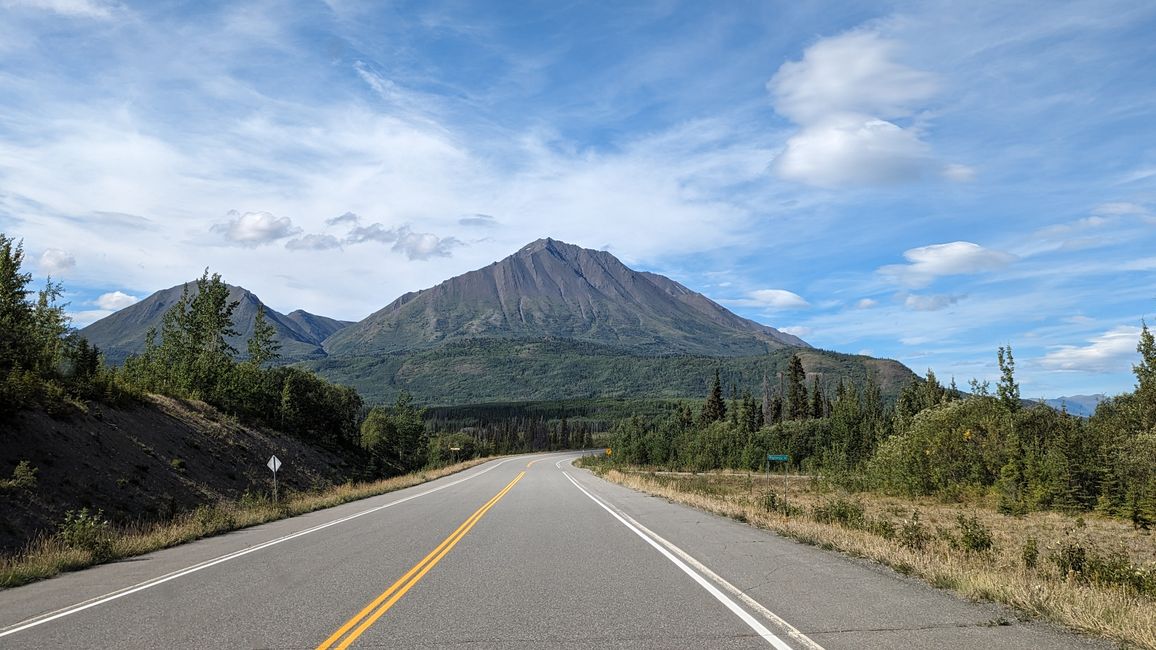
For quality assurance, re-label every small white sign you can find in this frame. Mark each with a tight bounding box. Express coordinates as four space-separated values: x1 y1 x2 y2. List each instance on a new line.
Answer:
267 455 282 472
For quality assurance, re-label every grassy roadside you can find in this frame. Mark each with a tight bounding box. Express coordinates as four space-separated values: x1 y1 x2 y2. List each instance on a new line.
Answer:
0 457 496 589
581 461 1156 649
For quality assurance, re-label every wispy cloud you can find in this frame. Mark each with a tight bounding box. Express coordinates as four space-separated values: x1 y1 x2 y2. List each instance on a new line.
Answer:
904 293 964 312
460 214 497 227
3 0 121 19
286 234 342 251
1040 326 1141 373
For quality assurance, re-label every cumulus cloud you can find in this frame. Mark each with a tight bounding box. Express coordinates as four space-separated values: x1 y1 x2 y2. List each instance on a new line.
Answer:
392 227 460 260
727 289 810 310
880 241 1016 288
38 248 75 275
212 210 300 247
904 293 963 312
1040 326 1141 373
95 290 138 310
768 30 963 187
326 212 361 227
342 221 460 259
286 234 342 251
769 31 937 123
345 222 397 244
3 0 120 18
775 116 931 187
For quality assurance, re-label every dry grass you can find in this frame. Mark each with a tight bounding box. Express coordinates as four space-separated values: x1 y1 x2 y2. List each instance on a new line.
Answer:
596 466 1156 649
0 457 495 589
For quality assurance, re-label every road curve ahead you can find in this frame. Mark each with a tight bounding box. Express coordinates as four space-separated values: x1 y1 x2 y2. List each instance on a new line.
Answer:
0 453 1108 649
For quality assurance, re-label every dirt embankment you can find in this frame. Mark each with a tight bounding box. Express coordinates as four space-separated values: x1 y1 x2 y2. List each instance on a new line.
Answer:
0 395 361 552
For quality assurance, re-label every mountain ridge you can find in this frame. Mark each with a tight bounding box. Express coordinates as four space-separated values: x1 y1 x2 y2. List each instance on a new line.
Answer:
80 283 352 364
322 238 806 357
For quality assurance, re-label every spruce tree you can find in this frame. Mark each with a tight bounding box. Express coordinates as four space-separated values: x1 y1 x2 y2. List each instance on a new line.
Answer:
701 369 726 423
810 375 824 419
786 354 808 420
247 305 281 366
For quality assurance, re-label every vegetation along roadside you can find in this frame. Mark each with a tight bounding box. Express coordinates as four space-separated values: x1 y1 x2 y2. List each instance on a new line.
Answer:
0 456 494 589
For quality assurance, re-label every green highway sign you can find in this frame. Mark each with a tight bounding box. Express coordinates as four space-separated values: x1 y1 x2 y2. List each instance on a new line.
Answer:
767 454 789 462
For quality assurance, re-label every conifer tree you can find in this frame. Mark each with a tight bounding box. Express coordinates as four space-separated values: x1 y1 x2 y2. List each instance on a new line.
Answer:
810 375 824 419
247 305 281 366
786 354 808 420
700 369 726 423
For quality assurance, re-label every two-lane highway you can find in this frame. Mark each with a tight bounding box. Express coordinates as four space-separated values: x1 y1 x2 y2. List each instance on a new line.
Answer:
0 453 1108 648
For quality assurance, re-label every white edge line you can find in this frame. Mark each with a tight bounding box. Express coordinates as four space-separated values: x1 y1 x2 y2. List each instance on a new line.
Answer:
564 471 824 650
0 456 521 639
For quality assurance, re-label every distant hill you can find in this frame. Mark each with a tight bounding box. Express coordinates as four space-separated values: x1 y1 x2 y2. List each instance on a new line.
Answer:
323 238 806 357
1041 394 1107 418
80 283 352 364
300 337 917 406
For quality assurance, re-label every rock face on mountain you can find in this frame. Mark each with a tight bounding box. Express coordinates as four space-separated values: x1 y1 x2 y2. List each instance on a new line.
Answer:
323 238 807 357
80 284 352 364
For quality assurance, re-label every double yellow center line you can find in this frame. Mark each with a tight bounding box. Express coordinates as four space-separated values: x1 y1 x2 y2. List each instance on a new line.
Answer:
317 471 526 650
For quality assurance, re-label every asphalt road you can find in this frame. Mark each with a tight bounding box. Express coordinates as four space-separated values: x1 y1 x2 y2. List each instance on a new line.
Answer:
0 453 1111 649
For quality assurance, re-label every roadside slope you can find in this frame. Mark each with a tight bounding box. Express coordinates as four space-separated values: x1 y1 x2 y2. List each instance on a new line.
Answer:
0 396 359 553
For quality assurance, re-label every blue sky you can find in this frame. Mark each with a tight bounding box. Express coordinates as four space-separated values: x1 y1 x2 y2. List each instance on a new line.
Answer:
1 0 1154 399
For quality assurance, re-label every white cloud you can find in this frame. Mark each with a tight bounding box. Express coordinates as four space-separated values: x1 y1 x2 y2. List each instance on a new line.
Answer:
212 211 301 247
392 227 460 260
904 293 963 312
880 241 1016 288
727 289 810 310
1040 326 1141 373
767 29 952 187
769 31 937 124
780 325 813 338
69 309 112 327
774 115 931 187
95 290 137 310
856 298 878 309
2 0 120 18
343 222 460 260
286 234 342 251
38 248 75 275
345 222 397 244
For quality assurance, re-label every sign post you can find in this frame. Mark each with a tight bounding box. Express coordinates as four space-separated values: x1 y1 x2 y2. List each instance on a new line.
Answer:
767 454 790 497
449 446 461 464
267 455 282 503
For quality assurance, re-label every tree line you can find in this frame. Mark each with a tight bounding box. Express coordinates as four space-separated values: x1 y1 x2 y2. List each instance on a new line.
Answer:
610 340 1156 527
